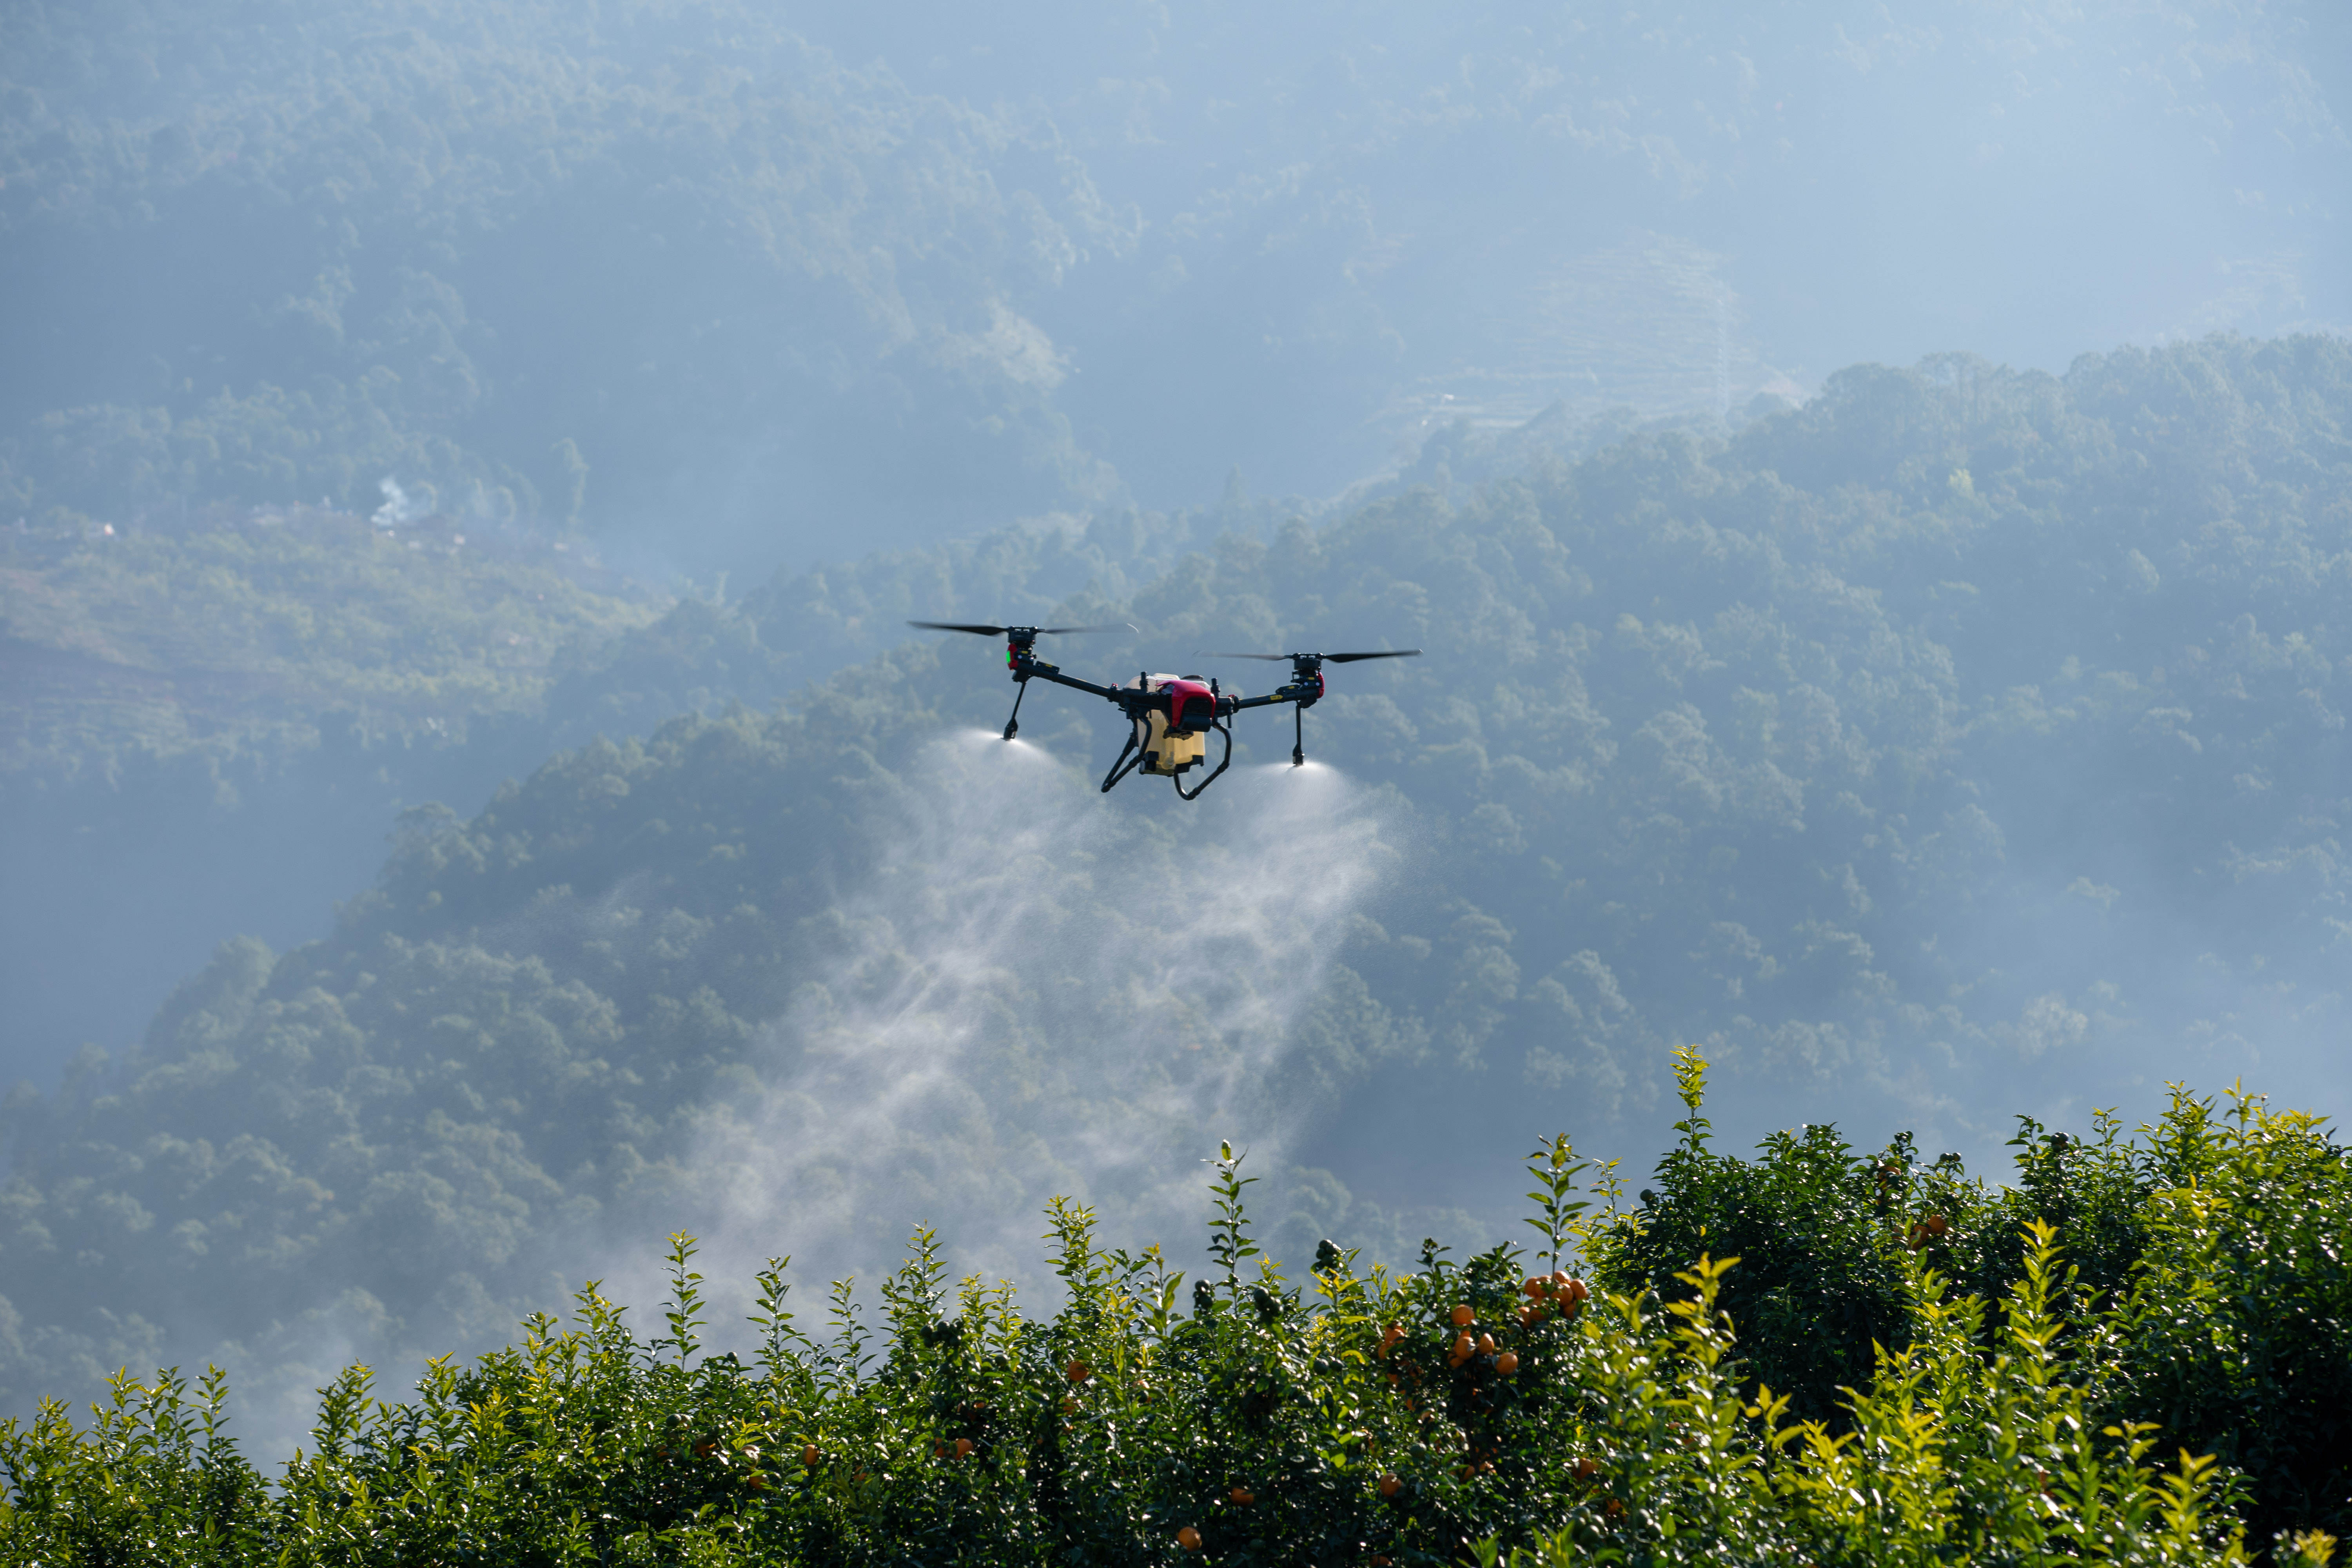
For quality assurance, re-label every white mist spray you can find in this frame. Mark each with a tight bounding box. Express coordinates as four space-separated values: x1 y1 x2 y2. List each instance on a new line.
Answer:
607 731 1397 1326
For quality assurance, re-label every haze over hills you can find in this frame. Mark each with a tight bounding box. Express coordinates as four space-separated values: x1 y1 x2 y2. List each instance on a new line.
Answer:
3 336 2347 1454
3 0 2342 576
0 493 1267 1067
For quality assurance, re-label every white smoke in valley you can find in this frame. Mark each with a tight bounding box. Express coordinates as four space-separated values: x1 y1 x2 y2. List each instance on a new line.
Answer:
597 733 1397 1331
371 475 428 527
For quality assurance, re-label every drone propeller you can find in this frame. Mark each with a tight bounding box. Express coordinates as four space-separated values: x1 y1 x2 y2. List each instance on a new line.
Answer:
1197 648 1423 663
1197 648 1420 766
914 620 1135 743
910 620 1136 637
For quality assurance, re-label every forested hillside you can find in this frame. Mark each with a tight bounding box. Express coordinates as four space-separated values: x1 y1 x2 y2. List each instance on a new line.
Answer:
1 505 661 777
5 0 2335 570
2 334 2347 1450
1 494 1256 1072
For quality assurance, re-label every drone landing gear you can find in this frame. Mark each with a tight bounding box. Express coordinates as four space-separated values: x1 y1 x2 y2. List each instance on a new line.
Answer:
1292 704 1307 767
1172 721 1233 800
1098 728 1143 793
1001 677 1029 741
1099 722 1234 798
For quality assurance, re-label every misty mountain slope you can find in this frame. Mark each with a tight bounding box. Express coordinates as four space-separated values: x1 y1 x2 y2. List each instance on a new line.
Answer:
550 503 1251 742
4 0 2339 572
1 0 1131 555
0 504 668 1071
0 506 662 781
2 497 1246 1081
2 334 2348 1441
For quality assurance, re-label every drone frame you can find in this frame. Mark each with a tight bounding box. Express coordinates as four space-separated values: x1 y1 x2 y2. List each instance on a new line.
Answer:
990 628 1250 796
912 621 1417 799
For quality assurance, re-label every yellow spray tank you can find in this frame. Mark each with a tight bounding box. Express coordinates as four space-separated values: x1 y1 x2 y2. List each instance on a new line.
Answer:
1122 673 1218 774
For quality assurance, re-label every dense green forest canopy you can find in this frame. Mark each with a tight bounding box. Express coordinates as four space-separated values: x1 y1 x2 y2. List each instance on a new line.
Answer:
2 333 2347 1457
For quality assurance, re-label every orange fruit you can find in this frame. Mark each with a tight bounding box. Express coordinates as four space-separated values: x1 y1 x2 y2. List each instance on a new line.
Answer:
1230 1485 1254 1504
1476 1332 1497 1356
1178 1525 1203 1552
1495 1351 1519 1375
1448 1332 1474 1366
954 1437 974 1459
1565 1277 1589 1303
1450 1304 1475 1327
1522 1276 1547 1299
1067 1358 1092 1383
1378 1472 1402 1497
1925 1213 1949 1237
802 1444 820 1468
1575 1457 1597 1479
695 1441 716 1458
1604 1497 1624 1518
746 1472 768 1492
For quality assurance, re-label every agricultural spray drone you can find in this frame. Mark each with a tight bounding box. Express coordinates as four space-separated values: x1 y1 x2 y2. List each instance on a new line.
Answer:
909 621 1421 800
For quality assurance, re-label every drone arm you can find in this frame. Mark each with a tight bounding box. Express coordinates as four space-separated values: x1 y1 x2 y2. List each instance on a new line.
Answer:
1224 686 1316 713
1014 657 1124 702
1217 683 1319 765
1098 727 1144 793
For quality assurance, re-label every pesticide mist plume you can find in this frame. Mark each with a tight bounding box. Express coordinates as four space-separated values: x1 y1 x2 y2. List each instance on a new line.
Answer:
608 730 1396 1327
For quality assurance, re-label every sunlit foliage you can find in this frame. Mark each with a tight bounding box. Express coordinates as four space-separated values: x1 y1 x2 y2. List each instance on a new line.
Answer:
13 1095 2338 1563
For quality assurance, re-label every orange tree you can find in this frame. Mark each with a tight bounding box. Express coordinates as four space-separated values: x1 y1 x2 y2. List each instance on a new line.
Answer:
1589 1054 2352 1553
1 1124 2266 1565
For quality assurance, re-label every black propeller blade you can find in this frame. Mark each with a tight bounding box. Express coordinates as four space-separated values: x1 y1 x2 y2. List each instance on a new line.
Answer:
910 621 1136 636
1196 648 1423 662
